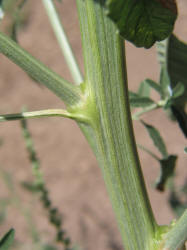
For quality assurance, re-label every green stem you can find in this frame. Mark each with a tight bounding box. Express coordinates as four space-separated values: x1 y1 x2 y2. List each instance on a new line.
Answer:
132 103 159 120
0 109 69 121
163 210 187 250
0 32 81 106
132 99 166 120
76 1 158 249
42 0 83 84
0 109 89 123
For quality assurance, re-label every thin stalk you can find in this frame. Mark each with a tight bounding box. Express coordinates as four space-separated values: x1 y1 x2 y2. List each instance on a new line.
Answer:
0 109 89 123
132 99 166 120
132 103 159 120
76 1 158 249
42 0 83 84
0 32 81 106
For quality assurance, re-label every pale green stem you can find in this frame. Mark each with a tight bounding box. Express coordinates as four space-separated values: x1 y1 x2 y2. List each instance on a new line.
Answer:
132 102 162 120
42 0 83 84
163 209 187 250
132 98 167 120
76 1 158 249
0 109 88 122
0 32 82 106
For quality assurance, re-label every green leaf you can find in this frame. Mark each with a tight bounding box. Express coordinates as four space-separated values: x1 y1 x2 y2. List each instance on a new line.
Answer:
141 121 168 158
167 35 187 91
138 80 150 97
172 82 185 99
137 144 160 161
169 190 187 217
106 0 177 48
41 245 57 250
21 181 41 193
0 229 15 250
128 91 139 99
143 79 162 95
171 106 187 138
129 97 155 107
184 147 187 154
157 34 187 137
163 97 173 109
163 82 185 109
156 155 177 191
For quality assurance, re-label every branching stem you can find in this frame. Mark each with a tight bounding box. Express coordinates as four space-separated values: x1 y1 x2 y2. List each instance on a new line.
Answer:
76 1 158 249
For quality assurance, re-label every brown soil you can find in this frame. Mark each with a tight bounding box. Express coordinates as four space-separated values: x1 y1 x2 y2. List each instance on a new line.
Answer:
0 1 186 250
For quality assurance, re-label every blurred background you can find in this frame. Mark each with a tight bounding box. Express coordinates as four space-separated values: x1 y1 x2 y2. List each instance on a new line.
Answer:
0 0 186 249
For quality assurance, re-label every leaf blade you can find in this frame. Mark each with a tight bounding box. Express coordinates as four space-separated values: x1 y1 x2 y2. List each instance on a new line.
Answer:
0 229 15 250
106 0 177 48
138 80 151 98
129 97 155 108
144 79 162 95
172 82 185 99
155 155 177 191
157 34 187 137
141 121 168 158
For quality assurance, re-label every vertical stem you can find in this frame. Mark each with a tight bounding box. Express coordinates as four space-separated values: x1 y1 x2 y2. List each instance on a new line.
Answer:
76 1 158 249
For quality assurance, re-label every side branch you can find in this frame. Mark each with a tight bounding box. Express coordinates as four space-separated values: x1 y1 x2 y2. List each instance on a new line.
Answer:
0 109 90 123
0 32 82 106
0 109 70 121
42 0 83 84
163 209 187 250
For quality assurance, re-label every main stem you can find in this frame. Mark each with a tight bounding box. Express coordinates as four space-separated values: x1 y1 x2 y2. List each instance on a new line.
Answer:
76 1 158 249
